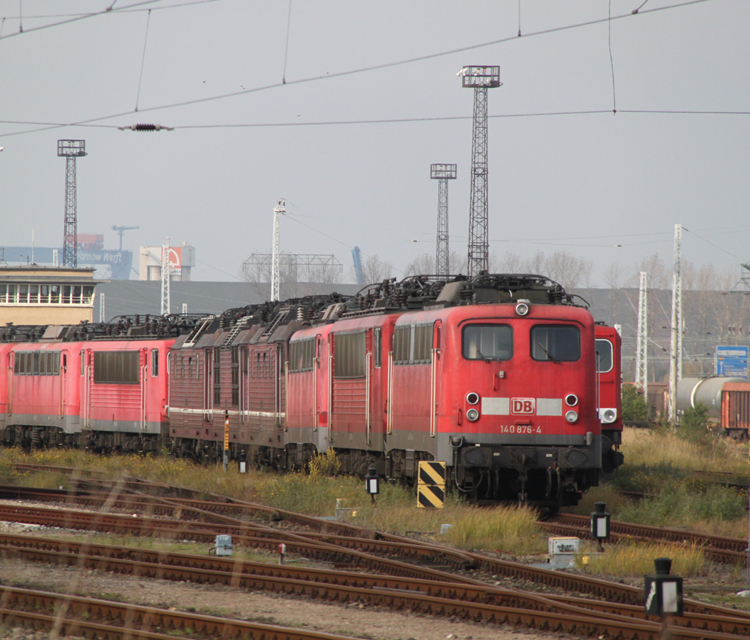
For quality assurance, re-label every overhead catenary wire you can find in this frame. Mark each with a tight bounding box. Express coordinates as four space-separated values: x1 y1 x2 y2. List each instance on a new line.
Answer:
684 228 742 261
6 107 750 140
281 0 293 85
0 0 717 141
0 0 225 40
134 9 152 112
608 0 617 112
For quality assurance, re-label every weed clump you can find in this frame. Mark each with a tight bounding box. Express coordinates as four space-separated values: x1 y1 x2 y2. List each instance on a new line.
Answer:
308 449 341 477
578 541 707 577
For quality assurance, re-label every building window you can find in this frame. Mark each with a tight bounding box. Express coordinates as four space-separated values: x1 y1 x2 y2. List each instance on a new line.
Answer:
93 351 140 384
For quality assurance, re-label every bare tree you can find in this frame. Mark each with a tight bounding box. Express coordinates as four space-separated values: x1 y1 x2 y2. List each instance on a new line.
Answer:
405 253 435 276
544 251 592 289
497 251 523 273
449 251 469 275
604 262 623 289
628 253 670 289
523 250 547 275
362 254 394 283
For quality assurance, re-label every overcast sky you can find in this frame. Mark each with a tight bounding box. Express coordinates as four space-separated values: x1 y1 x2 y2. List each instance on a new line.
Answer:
0 0 747 286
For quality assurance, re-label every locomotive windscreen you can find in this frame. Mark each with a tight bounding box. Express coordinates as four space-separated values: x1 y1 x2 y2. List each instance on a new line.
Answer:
595 339 613 373
531 325 580 362
462 324 513 361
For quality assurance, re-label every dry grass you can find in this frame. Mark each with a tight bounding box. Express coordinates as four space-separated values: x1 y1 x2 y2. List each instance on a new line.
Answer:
622 427 749 475
578 540 708 577
0 448 546 555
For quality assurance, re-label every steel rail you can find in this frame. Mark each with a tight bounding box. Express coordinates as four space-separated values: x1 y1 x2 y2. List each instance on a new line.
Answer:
4 532 750 637
0 484 479 569
547 513 748 553
539 520 747 566
0 587 361 640
0 504 484 584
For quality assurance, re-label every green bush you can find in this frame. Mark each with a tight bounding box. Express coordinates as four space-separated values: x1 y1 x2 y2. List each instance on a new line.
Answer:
617 481 746 526
622 385 649 422
677 403 711 443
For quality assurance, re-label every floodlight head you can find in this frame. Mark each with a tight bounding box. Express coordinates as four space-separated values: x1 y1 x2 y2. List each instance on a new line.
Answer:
430 164 457 180
460 66 501 89
57 140 87 157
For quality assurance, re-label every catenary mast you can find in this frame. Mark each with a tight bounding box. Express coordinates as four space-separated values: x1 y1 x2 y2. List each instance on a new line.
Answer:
635 271 648 397
271 199 285 302
668 224 683 424
460 66 501 276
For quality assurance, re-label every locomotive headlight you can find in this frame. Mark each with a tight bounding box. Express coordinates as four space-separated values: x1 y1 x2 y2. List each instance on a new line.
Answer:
515 299 530 316
565 410 578 423
466 408 480 422
600 408 617 424
466 392 480 405
565 394 578 407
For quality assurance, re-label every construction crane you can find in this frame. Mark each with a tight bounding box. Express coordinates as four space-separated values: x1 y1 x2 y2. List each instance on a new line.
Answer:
352 246 366 286
112 226 139 251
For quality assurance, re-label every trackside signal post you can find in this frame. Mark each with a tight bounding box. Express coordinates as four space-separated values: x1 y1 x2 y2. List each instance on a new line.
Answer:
645 557 683 636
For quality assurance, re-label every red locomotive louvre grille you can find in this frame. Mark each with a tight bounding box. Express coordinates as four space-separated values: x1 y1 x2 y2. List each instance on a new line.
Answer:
511 398 535 414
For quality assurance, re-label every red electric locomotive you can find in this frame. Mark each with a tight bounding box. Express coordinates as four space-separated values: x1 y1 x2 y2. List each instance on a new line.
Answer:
594 323 623 474
0 317 188 452
0 274 620 508
169 274 615 507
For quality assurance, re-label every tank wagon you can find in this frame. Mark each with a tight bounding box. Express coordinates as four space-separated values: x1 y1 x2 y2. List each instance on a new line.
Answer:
0 273 621 508
677 376 750 439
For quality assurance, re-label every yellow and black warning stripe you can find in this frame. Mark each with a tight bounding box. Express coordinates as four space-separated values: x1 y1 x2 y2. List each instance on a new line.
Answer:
417 461 446 509
418 484 445 508
418 461 446 487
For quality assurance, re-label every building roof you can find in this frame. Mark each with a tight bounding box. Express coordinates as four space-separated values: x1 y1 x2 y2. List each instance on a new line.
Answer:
94 280 362 320
0 266 97 284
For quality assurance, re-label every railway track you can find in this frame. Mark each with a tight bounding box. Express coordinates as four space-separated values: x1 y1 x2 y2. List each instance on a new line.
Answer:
0 585 362 640
3 532 750 640
4 463 750 639
542 513 749 566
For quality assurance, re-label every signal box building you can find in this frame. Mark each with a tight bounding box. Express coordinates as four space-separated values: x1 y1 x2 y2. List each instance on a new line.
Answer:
0 266 97 325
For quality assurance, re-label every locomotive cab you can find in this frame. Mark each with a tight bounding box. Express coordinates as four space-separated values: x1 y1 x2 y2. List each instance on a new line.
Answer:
442 302 601 508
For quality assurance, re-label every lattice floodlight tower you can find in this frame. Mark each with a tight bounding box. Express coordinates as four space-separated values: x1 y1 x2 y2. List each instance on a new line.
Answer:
460 66 501 276
57 140 87 268
430 164 457 276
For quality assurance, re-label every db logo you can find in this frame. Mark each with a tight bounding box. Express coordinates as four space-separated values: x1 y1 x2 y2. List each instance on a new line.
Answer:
511 398 535 414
